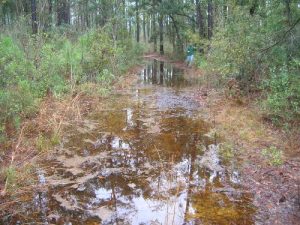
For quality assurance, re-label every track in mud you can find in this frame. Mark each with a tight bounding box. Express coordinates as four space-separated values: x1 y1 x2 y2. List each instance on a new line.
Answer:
4 60 256 225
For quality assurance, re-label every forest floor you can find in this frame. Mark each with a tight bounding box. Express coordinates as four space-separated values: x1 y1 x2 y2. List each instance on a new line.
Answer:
0 53 299 224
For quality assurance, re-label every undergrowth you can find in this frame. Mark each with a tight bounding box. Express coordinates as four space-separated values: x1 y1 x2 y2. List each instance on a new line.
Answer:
199 5 300 126
0 27 144 145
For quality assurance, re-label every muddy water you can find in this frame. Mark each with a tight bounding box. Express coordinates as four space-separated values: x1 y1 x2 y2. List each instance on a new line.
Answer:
6 60 255 225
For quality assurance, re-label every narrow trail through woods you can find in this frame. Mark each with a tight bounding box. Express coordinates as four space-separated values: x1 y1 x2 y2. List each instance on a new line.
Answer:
1 56 300 225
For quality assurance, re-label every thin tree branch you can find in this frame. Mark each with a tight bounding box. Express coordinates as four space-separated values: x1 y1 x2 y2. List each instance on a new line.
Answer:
260 17 300 53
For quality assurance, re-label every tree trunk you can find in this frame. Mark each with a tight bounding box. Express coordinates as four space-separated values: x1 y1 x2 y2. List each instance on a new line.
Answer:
285 0 292 63
153 12 157 52
196 0 204 38
45 0 53 30
223 4 228 25
57 1 63 26
66 0 70 24
85 0 89 28
169 15 183 54
49 0 53 22
57 0 70 26
136 0 140 43
129 19 132 36
285 0 292 26
31 0 38 34
143 13 147 42
207 0 213 39
191 0 195 32
23 0 30 15
147 15 151 42
159 13 164 55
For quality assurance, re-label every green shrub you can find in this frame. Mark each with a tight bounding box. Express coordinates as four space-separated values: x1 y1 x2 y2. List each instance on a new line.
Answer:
0 37 34 87
207 4 299 124
263 68 300 122
0 80 37 128
208 8 267 88
96 69 115 85
0 28 143 144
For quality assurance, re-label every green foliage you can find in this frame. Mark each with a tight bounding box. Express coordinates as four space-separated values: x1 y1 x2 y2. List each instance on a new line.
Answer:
0 166 17 191
209 7 266 85
36 134 51 152
0 81 37 126
261 146 283 166
207 2 300 123
263 68 300 122
0 27 143 143
195 53 207 69
80 30 115 80
0 37 34 87
36 133 61 152
0 163 36 193
97 69 115 84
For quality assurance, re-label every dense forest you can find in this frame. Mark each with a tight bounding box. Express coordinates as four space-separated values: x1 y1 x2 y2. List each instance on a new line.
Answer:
0 0 300 224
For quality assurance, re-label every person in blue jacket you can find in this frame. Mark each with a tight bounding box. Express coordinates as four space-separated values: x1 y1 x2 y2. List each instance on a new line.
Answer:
186 44 195 67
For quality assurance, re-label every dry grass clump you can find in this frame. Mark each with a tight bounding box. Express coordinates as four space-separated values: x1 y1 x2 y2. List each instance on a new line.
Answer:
0 92 96 196
207 93 299 162
215 103 281 151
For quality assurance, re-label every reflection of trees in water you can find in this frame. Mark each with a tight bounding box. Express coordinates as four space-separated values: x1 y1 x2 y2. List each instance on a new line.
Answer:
152 59 157 84
60 105 213 224
94 110 211 224
141 60 187 87
160 61 164 84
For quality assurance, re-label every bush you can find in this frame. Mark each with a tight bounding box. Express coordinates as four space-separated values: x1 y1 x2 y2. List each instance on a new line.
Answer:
207 4 300 124
208 8 267 89
0 37 34 87
0 28 143 143
0 80 37 128
263 68 300 122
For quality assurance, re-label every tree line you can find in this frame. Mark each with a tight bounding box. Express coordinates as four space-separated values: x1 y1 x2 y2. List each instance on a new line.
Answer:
0 0 220 54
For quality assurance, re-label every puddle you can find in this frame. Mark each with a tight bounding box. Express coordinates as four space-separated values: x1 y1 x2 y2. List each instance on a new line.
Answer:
3 60 256 225
140 60 190 88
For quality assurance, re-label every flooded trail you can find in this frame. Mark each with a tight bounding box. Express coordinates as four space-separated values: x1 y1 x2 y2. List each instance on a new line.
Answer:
5 60 255 225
